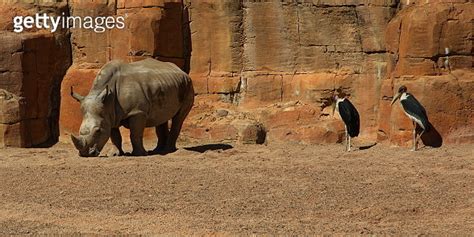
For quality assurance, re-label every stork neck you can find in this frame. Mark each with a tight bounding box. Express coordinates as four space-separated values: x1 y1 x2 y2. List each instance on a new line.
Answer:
336 97 345 103
335 97 345 109
400 92 409 100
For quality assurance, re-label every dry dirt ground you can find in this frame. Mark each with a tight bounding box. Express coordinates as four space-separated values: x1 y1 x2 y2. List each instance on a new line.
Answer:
0 141 472 235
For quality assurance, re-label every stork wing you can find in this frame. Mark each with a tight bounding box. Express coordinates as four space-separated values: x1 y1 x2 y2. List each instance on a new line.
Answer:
338 99 360 137
400 94 430 131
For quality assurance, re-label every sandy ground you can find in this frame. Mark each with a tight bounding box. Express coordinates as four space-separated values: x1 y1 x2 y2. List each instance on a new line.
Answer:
0 142 472 235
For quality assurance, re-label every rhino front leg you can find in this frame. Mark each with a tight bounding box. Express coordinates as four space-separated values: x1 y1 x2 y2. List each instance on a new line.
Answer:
152 122 168 155
110 127 124 156
129 114 148 156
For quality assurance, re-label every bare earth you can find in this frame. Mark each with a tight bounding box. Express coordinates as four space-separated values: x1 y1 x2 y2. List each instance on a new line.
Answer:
0 142 472 235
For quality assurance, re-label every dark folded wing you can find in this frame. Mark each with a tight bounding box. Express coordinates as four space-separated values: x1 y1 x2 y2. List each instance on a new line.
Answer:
338 99 360 137
401 94 430 131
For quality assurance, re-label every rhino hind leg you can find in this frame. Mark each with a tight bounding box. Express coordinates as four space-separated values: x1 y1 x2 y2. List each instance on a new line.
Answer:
167 101 193 153
150 122 169 155
128 114 148 156
111 128 125 156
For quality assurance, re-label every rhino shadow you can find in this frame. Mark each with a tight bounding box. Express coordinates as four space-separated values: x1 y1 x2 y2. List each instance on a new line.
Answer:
418 122 443 148
184 144 233 153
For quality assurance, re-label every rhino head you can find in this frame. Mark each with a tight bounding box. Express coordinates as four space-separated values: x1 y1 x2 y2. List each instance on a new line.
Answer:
70 86 113 157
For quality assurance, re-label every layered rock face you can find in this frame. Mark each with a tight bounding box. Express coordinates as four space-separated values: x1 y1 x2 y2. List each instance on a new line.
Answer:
0 0 472 148
0 2 71 148
379 2 473 145
185 0 473 146
185 0 396 144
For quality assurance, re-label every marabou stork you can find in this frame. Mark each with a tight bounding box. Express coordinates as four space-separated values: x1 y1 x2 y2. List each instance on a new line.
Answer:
332 92 360 152
391 85 430 151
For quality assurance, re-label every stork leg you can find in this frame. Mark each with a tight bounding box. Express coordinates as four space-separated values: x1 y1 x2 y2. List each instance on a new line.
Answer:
415 129 425 150
412 121 416 151
348 134 352 152
345 126 349 152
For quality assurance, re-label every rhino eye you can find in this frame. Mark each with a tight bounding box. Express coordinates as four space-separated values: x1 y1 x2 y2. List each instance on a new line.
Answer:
92 127 102 137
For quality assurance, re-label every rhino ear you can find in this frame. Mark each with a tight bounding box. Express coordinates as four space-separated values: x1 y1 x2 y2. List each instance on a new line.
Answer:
97 85 110 103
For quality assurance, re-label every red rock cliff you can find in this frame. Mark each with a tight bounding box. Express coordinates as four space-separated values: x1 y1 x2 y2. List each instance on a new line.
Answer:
0 0 472 148
0 1 71 147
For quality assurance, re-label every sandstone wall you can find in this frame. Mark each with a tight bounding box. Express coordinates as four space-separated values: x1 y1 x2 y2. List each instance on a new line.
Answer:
0 0 472 148
0 1 71 148
185 0 396 144
379 2 473 145
184 0 473 146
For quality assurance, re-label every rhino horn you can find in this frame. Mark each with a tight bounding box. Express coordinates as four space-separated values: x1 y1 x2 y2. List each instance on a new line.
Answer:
71 134 85 150
70 86 84 102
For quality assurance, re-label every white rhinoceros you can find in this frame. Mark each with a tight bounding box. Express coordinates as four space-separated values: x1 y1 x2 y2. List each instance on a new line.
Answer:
70 58 194 157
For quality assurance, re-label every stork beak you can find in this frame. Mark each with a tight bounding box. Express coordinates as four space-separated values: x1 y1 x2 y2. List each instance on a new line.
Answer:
331 101 336 117
70 86 84 103
391 92 401 106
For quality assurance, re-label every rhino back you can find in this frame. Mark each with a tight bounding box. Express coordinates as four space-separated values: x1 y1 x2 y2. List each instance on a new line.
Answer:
114 59 192 126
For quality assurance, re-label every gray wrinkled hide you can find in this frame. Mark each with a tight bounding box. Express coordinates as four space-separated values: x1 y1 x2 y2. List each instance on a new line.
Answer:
71 58 194 157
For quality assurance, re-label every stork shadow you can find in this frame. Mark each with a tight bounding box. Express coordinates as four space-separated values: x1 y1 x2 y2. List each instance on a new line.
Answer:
358 142 377 150
184 144 233 153
418 122 443 148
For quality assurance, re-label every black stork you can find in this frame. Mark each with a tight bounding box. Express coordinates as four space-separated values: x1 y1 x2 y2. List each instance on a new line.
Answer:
332 92 360 152
391 85 430 151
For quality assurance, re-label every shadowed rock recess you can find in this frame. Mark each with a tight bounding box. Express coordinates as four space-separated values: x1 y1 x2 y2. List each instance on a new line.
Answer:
0 0 472 148
0 1 71 148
